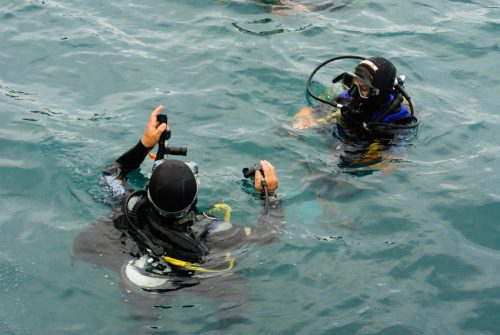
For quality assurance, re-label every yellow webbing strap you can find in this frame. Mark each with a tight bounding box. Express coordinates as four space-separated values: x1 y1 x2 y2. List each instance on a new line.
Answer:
317 108 341 125
208 203 232 222
163 254 235 273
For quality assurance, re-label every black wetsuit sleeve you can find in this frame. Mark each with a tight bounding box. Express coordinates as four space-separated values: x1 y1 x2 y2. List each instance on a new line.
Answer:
101 140 149 199
249 196 285 245
113 140 150 177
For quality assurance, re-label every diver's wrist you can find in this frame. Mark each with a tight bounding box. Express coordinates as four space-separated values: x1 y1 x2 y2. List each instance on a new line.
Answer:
140 137 154 150
136 139 151 152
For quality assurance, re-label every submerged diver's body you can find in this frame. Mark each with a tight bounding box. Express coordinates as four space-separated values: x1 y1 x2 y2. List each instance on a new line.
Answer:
253 0 341 14
293 57 417 172
73 106 283 327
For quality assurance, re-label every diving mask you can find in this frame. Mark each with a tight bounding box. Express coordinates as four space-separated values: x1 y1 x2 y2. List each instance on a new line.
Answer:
333 72 380 100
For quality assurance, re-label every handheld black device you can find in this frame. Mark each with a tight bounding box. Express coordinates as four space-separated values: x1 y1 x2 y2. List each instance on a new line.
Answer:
242 163 269 215
155 114 187 161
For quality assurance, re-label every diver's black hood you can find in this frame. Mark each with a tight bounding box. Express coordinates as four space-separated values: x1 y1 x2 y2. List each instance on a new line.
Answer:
355 57 396 110
355 57 396 92
148 160 198 218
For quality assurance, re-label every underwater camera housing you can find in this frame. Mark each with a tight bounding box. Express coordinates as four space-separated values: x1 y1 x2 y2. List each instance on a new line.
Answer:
155 114 187 161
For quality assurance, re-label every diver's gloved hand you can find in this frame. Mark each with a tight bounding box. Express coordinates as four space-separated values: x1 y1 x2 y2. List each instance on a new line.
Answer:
255 160 278 195
140 105 168 149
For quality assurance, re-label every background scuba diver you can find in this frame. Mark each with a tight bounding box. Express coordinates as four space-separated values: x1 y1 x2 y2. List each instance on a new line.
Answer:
221 0 341 14
293 56 418 173
290 56 419 222
73 105 283 327
256 0 343 14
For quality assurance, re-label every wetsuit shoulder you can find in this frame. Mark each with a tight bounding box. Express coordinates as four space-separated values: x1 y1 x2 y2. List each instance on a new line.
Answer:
72 216 140 272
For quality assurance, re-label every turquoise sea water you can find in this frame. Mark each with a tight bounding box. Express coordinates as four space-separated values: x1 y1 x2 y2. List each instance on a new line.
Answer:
1 0 500 334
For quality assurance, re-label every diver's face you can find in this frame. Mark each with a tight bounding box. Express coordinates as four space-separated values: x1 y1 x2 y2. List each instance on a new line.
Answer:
351 77 371 99
342 73 372 100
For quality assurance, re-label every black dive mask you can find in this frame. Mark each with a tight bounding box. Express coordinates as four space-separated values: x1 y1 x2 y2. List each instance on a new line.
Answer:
348 83 363 102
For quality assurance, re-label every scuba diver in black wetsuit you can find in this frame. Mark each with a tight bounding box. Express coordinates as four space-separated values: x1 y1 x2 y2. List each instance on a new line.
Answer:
73 106 283 302
293 55 418 172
